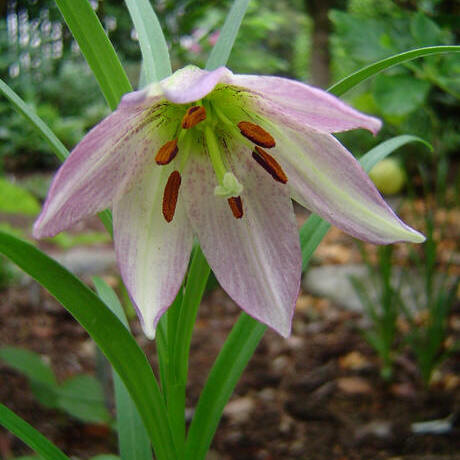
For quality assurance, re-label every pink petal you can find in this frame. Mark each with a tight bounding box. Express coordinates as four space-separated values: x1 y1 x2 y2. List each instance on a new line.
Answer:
113 166 193 339
33 104 172 238
159 65 232 104
131 65 233 107
266 122 424 244
182 143 301 337
229 74 382 134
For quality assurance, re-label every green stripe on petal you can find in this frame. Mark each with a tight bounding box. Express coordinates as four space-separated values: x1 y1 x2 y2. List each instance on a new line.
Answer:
265 120 424 244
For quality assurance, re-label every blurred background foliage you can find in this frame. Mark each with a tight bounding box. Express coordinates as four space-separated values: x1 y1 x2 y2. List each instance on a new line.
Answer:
0 0 458 182
0 0 458 390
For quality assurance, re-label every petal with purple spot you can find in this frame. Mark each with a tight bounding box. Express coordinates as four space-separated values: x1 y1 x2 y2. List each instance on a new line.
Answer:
182 144 301 337
113 165 193 339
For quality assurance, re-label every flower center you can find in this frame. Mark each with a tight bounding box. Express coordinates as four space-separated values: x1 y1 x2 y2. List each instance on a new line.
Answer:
155 89 288 223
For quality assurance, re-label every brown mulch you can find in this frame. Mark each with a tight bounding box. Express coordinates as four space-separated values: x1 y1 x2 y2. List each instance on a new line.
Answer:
0 197 459 459
0 280 459 460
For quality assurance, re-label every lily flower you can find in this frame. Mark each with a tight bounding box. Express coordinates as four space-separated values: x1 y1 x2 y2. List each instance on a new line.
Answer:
33 66 424 339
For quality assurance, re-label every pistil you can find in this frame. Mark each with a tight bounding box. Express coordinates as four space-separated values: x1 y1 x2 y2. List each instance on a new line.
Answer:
204 124 244 218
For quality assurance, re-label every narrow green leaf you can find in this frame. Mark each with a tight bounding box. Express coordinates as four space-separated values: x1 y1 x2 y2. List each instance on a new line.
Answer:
163 247 210 457
56 375 111 424
0 79 68 162
93 277 152 460
328 46 460 97
125 0 171 82
0 232 175 460
0 403 70 460
300 215 331 272
206 0 251 70
300 135 432 270
55 0 132 110
184 314 266 460
359 135 432 172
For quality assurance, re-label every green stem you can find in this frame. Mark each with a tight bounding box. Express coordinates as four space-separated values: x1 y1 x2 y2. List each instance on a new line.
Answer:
166 247 211 457
174 247 211 384
165 295 185 454
185 313 266 460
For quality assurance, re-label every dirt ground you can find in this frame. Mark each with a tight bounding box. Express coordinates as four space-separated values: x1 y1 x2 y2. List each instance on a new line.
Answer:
0 204 459 460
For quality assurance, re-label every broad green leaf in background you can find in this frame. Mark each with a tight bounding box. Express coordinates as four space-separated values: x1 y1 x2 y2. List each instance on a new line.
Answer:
55 375 111 424
0 347 56 387
0 231 176 460
206 0 251 70
329 10 388 62
55 0 132 110
124 0 171 83
0 403 70 460
410 12 444 47
328 46 460 97
90 456 121 460
0 178 40 215
0 347 58 408
93 277 152 460
373 74 431 117
0 347 111 424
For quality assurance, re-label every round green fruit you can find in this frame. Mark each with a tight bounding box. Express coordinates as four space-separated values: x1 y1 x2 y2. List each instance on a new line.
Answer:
369 158 406 195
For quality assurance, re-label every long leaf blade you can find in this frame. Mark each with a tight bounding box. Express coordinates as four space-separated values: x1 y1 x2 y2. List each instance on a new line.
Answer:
0 232 175 460
93 277 152 460
206 0 251 70
0 79 68 162
0 403 70 460
184 314 266 460
300 135 432 270
328 46 460 97
124 0 171 82
55 0 132 110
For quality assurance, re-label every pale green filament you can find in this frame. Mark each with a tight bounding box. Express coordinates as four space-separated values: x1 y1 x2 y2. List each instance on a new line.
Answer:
204 124 243 198
204 125 227 184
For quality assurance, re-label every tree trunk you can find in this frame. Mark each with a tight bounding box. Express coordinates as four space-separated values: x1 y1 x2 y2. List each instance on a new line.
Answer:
305 0 334 88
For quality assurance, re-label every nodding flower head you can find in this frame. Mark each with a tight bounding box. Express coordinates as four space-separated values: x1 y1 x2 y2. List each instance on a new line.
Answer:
34 65 425 339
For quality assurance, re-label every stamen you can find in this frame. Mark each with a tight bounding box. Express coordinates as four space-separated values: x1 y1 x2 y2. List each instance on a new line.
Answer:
238 121 275 148
227 196 243 219
155 139 178 165
252 146 288 184
162 170 181 223
182 105 207 129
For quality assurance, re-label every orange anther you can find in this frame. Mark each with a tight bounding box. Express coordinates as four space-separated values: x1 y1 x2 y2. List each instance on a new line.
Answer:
238 121 275 148
182 105 207 129
252 146 287 184
155 139 178 165
162 171 181 222
227 196 243 219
